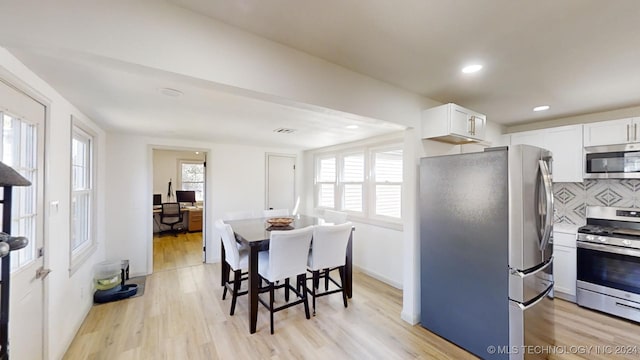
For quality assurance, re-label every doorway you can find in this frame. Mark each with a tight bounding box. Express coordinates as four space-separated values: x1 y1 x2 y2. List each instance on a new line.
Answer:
0 79 46 360
152 149 206 272
265 153 296 211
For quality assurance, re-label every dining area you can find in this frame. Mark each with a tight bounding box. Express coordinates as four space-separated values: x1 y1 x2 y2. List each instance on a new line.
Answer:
216 210 354 334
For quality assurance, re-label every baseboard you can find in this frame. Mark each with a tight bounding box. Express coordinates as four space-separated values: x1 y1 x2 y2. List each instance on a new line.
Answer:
354 265 402 289
554 291 576 303
401 310 420 325
58 296 93 359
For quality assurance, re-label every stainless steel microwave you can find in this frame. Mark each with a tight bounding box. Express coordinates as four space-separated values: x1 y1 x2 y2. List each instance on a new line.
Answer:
584 144 640 179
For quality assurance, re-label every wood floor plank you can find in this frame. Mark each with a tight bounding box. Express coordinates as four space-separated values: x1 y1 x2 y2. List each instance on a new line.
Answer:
65 235 640 359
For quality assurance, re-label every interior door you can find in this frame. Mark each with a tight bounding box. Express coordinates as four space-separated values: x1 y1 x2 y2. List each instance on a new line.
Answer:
0 79 46 360
266 154 295 211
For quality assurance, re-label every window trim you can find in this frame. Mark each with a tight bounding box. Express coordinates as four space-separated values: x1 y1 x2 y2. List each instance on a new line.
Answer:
177 159 205 202
339 150 365 216
369 145 403 223
313 141 403 228
69 117 97 274
315 154 337 209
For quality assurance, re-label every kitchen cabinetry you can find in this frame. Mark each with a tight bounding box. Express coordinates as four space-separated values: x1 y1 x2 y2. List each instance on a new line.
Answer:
422 103 486 144
188 208 203 232
553 229 577 301
509 124 583 182
583 117 640 147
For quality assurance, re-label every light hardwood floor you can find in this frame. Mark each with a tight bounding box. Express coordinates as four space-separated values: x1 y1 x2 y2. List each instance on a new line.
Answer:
153 231 203 272
65 237 640 359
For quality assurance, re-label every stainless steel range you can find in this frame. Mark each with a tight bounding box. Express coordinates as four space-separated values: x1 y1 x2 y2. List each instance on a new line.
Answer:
577 206 640 322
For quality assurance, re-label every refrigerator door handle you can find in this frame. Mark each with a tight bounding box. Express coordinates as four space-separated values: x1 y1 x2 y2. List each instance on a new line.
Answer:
538 159 554 250
515 283 554 311
510 256 553 277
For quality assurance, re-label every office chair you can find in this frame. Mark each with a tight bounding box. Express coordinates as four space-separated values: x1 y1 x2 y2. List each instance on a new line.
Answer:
160 202 184 236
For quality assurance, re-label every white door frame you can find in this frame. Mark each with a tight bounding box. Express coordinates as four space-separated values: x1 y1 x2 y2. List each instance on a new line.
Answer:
0 70 50 360
147 145 211 274
265 153 296 210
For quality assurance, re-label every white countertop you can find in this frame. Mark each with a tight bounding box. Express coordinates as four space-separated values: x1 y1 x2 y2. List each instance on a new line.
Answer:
554 223 580 235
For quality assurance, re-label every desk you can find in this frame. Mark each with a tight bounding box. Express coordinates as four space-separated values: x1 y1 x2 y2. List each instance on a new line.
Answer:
153 207 202 233
223 215 353 334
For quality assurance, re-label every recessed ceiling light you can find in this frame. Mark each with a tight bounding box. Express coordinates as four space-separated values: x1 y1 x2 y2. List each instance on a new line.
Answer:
462 64 483 74
346 125 359 129
195 151 200 155
159 87 183 97
533 105 550 112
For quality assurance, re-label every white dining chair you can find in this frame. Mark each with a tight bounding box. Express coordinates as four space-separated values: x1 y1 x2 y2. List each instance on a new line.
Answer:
307 222 352 315
214 219 249 316
322 209 348 224
263 208 289 218
257 226 313 334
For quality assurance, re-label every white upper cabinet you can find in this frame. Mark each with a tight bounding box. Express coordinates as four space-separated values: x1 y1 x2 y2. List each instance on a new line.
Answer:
510 124 583 183
422 103 486 144
583 117 640 147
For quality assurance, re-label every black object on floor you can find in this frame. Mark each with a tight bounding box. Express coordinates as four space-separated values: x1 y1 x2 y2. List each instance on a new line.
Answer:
93 284 138 304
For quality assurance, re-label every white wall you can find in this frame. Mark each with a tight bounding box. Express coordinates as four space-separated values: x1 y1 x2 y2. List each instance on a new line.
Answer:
0 48 107 360
506 104 640 133
105 134 302 275
152 149 205 203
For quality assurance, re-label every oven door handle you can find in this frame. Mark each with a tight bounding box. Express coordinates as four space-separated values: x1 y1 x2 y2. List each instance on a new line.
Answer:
538 159 554 250
577 241 640 257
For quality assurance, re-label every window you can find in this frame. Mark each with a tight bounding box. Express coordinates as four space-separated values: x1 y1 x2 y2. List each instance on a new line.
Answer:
314 143 403 224
1 113 38 271
179 161 205 201
342 152 364 213
372 148 403 219
71 124 94 258
316 156 336 208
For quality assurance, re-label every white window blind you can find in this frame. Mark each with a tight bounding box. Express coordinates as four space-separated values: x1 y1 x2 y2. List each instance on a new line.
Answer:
314 143 403 225
373 149 403 219
342 153 364 213
316 156 336 208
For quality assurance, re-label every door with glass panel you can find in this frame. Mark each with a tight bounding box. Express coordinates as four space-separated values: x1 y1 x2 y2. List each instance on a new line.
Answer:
0 80 45 360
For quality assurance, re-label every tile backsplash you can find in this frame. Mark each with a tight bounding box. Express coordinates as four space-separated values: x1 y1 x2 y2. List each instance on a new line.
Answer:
553 180 640 225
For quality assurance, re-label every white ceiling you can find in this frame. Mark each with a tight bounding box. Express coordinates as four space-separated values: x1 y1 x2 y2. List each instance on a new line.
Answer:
2 0 640 148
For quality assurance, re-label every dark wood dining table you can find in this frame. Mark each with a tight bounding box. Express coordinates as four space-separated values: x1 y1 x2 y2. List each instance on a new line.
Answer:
222 215 353 334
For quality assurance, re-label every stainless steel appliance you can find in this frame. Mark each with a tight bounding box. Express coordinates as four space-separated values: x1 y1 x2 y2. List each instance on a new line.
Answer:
584 144 640 179
419 145 555 360
577 206 640 322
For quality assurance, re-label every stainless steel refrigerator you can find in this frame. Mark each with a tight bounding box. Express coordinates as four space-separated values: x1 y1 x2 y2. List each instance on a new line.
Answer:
420 145 554 360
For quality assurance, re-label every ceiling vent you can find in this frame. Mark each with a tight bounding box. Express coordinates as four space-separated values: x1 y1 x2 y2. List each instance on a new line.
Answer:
273 127 297 134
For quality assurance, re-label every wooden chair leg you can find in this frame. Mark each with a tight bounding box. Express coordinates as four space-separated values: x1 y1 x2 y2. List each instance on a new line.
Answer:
313 270 321 314
222 264 231 300
269 282 275 334
284 278 290 302
301 274 311 319
339 266 348 308
313 270 320 290
230 270 241 315
324 268 330 291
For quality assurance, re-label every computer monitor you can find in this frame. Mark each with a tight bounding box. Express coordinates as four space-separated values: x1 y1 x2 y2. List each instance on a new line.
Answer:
153 194 162 206
175 190 196 205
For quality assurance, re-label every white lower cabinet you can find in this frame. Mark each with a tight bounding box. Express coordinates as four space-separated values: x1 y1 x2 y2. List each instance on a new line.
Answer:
553 230 577 301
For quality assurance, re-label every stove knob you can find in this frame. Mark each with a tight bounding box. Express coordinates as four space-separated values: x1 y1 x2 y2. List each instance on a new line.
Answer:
623 240 632 246
586 235 595 241
597 236 607 242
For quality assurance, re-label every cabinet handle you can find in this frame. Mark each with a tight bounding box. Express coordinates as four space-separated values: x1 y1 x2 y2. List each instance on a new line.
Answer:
627 124 630 142
470 116 476 135
635 123 637 141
